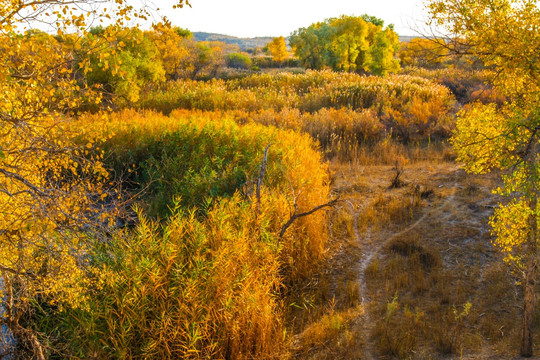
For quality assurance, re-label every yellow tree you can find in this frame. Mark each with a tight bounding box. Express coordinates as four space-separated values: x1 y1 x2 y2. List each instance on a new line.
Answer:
148 24 193 80
365 27 400 75
399 38 449 68
267 36 289 65
428 0 540 356
0 0 189 358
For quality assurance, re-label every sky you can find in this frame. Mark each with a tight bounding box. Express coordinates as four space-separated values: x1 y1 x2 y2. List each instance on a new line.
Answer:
161 0 430 38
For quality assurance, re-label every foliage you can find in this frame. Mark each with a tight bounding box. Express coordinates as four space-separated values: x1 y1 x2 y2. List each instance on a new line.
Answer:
62 198 285 359
185 40 228 79
39 108 333 358
429 0 540 355
399 38 449 69
147 24 193 80
0 0 188 357
289 15 400 75
78 109 331 278
400 66 502 105
84 26 166 105
226 52 253 69
365 28 400 76
267 36 289 64
138 70 455 146
435 1 540 267
252 55 300 69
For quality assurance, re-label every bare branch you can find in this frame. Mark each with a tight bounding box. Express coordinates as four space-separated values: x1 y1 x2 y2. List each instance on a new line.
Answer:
279 196 340 239
256 143 271 215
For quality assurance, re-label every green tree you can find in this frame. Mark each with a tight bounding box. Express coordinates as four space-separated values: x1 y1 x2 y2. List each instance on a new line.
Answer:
289 15 400 75
190 41 226 78
366 27 400 75
85 26 166 105
428 0 540 356
329 15 370 72
361 14 385 27
174 27 193 38
290 23 329 69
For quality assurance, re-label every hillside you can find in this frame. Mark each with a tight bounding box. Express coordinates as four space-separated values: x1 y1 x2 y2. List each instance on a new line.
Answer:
193 31 274 50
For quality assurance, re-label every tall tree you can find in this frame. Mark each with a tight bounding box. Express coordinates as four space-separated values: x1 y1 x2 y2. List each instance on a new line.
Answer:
0 0 189 357
85 26 166 105
428 0 540 356
149 24 192 80
329 15 370 72
366 27 400 75
289 15 400 75
290 23 329 69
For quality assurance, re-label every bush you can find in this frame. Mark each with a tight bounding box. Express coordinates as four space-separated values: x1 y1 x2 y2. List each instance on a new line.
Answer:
79 109 331 279
46 108 334 358
63 197 286 359
226 52 253 69
137 70 456 148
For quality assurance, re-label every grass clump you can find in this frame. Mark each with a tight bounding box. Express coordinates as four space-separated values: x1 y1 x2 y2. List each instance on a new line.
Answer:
61 197 285 359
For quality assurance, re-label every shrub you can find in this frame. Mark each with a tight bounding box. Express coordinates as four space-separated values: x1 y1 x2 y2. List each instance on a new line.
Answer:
226 52 253 69
50 108 334 358
63 197 286 359
78 108 331 279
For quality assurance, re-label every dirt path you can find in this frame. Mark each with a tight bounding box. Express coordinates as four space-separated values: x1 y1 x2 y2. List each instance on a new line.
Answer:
291 163 510 359
346 199 377 360
344 170 459 360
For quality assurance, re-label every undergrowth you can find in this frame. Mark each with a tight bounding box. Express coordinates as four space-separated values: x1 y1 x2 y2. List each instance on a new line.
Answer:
32 108 334 359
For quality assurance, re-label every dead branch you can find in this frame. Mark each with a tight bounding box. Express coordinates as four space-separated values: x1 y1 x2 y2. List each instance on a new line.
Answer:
390 159 406 188
256 144 271 215
279 196 340 239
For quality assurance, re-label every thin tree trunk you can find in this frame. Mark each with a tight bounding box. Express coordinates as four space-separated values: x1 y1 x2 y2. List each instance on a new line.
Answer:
522 254 537 357
522 137 539 357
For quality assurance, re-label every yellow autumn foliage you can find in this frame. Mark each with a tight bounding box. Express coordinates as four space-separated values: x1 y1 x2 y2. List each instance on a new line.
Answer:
53 108 333 358
78 109 330 276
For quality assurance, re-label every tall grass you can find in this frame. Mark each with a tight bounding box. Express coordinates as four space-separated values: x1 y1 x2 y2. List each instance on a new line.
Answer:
134 71 455 163
79 108 330 278
64 197 287 359
139 70 454 115
44 109 333 358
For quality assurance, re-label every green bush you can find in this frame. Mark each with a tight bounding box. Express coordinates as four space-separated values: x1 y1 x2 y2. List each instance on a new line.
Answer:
226 52 253 69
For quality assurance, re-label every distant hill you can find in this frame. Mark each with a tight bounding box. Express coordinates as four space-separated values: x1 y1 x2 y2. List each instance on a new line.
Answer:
193 32 273 51
399 35 418 43
193 32 420 51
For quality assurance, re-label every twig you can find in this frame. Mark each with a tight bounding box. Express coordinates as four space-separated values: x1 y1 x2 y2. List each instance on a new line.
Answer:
279 196 340 238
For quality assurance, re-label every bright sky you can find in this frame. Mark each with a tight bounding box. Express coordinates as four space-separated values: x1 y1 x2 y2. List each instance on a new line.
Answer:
162 0 430 38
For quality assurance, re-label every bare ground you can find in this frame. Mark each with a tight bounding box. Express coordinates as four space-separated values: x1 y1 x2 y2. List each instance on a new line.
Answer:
289 160 536 359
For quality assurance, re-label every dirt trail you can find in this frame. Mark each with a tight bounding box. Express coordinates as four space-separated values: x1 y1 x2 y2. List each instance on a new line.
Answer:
344 169 459 360
346 199 377 360
291 163 508 359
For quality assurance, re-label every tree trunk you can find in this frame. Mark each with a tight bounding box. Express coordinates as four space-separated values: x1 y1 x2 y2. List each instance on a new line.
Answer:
522 137 539 357
521 254 537 357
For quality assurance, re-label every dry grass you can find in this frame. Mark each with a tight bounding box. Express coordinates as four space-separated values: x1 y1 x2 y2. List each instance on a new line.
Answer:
289 151 527 359
291 305 367 360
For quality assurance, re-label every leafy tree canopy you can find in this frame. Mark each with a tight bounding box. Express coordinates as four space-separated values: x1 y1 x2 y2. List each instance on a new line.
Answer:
428 0 540 356
289 14 400 75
